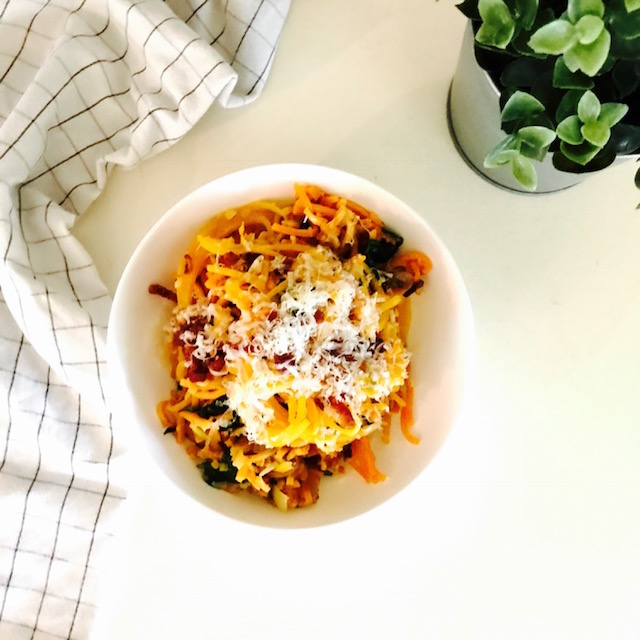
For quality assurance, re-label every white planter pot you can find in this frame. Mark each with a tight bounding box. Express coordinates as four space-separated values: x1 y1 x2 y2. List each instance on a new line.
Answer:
447 25 596 193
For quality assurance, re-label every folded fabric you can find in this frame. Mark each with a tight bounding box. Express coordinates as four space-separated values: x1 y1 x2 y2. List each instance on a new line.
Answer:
0 1 290 637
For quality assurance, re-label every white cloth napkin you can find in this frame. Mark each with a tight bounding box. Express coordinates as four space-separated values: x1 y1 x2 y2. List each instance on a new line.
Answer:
0 1 290 637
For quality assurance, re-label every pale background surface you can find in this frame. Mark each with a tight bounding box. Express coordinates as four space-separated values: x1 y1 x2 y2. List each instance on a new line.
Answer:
75 1 640 638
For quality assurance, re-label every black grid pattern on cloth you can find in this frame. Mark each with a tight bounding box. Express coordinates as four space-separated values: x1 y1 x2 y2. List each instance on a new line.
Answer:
0 1 290 638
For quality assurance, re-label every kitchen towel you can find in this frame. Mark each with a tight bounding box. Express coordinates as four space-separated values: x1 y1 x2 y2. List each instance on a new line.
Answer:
0 1 290 637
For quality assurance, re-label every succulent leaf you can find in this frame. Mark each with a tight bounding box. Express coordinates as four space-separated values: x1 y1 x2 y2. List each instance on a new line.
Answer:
476 0 516 48
560 139 602 164
581 119 610 146
485 148 520 167
562 28 610 76
552 57 594 89
518 126 556 160
557 115 584 143
598 102 629 128
610 124 640 154
500 90 546 122
512 155 538 190
556 89 584 121
518 125 557 148
501 58 551 88
577 90 601 122
612 61 640 98
567 0 604 22
625 0 640 12
484 134 520 167
512 0 539 30
574 15 604 45
529 20 577 55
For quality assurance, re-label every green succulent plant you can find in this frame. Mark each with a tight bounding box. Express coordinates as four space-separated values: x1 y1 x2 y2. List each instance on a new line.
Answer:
456 0 640 192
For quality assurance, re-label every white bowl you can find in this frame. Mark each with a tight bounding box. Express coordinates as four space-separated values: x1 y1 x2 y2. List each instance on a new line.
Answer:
107 163 474 528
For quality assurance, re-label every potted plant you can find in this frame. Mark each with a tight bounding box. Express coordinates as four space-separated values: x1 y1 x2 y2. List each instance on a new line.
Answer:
448 0 640 192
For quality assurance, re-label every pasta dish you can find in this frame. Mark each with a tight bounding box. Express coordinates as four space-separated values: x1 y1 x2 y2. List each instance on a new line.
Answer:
151 184 431 510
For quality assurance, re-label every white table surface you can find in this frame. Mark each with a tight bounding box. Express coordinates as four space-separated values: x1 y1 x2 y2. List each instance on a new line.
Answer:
74 1 640 638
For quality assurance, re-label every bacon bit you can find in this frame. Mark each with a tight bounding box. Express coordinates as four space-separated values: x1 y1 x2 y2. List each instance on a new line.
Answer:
329 397 354 424
274 353 294 366
209 351 226 373
186 358 209 382
219 252 236 267
314 309 324 323
148 283 177 303
403 279 424 298
267 310 278 322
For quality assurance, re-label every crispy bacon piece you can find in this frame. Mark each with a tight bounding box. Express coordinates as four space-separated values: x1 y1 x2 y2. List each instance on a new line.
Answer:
148 283 177 303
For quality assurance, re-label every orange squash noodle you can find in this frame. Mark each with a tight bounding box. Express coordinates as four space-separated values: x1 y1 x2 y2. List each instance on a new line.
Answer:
152 184 432 510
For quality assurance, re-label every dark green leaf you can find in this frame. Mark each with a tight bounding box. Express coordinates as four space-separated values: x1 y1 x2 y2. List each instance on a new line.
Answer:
519 140 548 160
560 139 602 163
456 0 482 20
555 89 584 121
553 57 595 89
610 30 640 60
511 0 538 30
609 3 640 39
612 60 640 98
610 123 640 154
530 71 564 114
553 142 616 172
501 57 550 87
501 90 546 122
511 29 547 57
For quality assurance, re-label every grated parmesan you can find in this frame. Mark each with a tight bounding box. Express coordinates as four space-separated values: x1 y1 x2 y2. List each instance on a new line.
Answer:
174 245 411 452
212 247 409 451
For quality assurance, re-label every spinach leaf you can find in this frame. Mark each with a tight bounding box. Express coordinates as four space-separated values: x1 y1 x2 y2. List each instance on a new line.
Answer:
364 227 403 267
197 448 238 486
190 395 229 419
219 412 241 431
